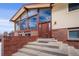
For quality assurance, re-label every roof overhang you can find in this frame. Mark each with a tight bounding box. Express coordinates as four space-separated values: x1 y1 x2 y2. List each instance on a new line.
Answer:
10 3 53 22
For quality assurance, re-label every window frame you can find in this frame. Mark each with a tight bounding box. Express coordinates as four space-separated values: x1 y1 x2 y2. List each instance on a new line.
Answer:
68 3 79 12
68 29 79 40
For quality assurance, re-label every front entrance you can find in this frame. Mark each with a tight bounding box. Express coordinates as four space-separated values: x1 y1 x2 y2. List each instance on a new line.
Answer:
38 21 51 38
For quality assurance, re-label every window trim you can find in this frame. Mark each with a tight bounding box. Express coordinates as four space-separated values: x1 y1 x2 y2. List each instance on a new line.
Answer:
68 29 79 40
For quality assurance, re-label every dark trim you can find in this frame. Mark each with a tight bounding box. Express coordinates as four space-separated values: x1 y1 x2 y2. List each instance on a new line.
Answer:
67 40 79 42
68 3 79 12
27 14 38 19
39 21 51 24
68 27 79 29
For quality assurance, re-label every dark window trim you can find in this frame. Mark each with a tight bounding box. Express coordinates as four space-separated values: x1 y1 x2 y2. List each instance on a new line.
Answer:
68 3 79 12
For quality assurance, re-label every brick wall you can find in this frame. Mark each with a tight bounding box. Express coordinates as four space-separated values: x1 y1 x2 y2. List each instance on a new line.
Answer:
52 28 79 49
3 35 38 56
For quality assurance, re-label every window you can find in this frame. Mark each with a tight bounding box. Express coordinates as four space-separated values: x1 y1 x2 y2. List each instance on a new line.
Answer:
21 12 27 19
68 29 79 40
20 18 27 30
29 16 37 30
28 9 38 17
16 21 20 30
39 8 51 22
69 3 79 11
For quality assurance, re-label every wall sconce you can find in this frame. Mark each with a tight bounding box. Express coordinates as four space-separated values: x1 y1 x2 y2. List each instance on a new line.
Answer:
54 21 57 25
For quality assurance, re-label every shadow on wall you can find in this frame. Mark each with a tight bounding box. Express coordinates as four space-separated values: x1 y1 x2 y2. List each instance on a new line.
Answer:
0 39 1 42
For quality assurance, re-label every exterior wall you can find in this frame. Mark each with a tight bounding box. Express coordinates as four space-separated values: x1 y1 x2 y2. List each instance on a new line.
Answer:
52 3 79 48
52 28 79 49
52 3 79 29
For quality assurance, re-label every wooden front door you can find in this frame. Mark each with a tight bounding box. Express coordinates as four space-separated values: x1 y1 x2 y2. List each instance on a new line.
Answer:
38 22 51 38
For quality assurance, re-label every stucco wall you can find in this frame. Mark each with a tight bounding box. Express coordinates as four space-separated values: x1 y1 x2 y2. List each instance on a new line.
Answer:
52 3 79 29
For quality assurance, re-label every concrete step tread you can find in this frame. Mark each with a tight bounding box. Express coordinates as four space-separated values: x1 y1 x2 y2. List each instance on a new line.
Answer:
28 42 60 46
68 46 79 56
26 44 59 49
12 52 29 56
24 45 68 55
28 41 62 46
19 48 55 56
37 39 57 42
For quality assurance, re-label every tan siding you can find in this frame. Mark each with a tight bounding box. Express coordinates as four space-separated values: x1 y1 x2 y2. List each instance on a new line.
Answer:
52 3 79 29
